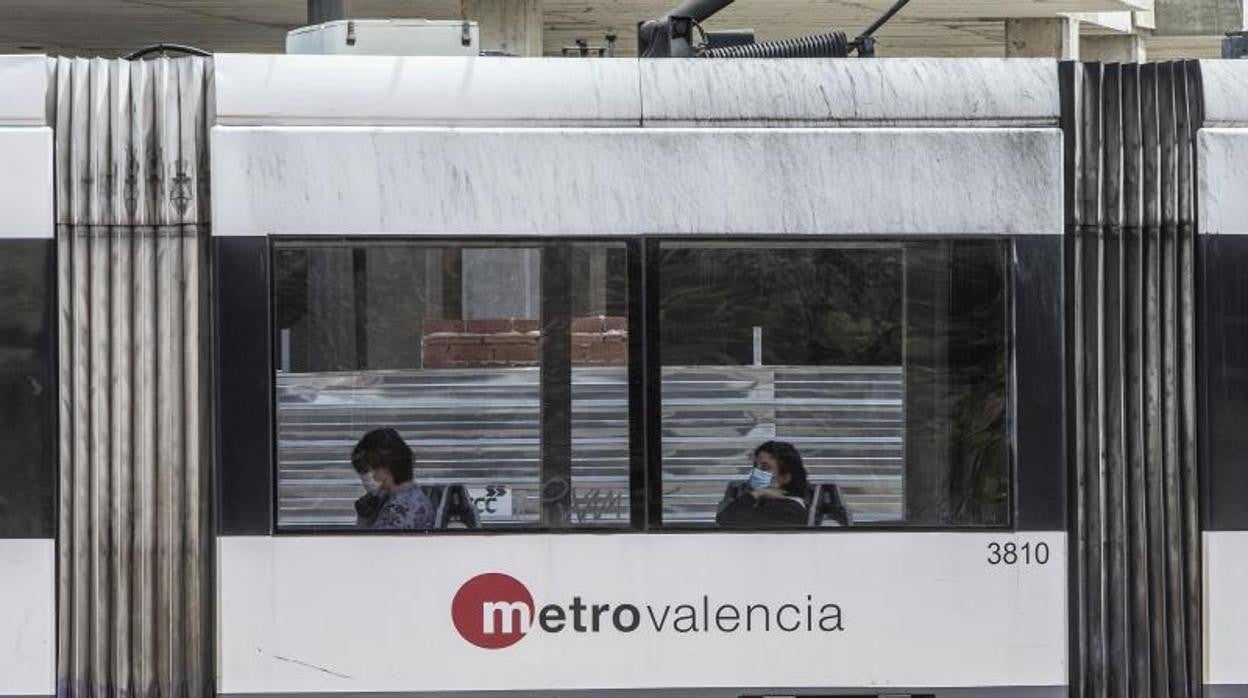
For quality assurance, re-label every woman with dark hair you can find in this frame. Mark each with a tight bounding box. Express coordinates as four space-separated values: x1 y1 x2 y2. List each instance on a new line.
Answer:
350 437 384 528
351 428 434 530
716 440 811 529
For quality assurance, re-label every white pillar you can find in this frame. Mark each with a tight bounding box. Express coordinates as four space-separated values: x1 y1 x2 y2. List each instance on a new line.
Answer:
461 0 543 56
1005 17 1081 60
458 3 543 318
462 249 540 320
1082 34 1147 63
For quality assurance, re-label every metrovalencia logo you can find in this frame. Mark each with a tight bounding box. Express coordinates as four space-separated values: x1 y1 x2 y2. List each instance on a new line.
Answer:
451 572 845 650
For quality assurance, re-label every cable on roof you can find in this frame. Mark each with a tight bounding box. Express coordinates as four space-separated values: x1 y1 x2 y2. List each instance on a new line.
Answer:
701 31 850 58
124 43 212 60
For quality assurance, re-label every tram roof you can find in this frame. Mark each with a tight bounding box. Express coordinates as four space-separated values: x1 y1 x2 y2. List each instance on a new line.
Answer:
212 55 1062 128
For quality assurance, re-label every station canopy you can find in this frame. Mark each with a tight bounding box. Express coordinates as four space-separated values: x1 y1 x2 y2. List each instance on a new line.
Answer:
0 0 1232 61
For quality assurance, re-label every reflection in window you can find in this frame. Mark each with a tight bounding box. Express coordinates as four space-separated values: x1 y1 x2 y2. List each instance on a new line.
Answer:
658 242 1009 527
273 242 629 530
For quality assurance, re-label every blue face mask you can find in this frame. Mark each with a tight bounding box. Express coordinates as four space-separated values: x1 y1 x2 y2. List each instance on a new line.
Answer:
748 467 773 490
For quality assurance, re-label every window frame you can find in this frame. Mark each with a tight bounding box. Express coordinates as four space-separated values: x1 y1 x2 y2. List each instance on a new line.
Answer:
218 234 1064 537
645 236 1020 533
266 235 646 535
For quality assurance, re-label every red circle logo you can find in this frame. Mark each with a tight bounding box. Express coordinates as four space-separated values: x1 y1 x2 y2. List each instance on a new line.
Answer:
451 573 535 649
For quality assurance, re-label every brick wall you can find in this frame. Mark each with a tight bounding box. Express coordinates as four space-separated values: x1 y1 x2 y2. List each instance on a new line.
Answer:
422 317 627 368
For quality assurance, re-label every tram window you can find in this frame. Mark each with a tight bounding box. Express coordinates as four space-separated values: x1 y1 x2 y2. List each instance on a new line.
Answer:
0 242 55 538
658 241 1010 528
272 241 631 531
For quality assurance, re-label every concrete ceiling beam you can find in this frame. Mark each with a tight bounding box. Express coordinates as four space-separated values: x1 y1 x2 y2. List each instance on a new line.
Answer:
1005 16 1081 59
700 0 1153 20
1069 11 1137 34
461 0 543 55
1153 0 1245 36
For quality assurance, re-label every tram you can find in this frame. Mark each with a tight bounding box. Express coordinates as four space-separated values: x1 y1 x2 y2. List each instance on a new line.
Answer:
0 39 1244 698
212 54 1068 697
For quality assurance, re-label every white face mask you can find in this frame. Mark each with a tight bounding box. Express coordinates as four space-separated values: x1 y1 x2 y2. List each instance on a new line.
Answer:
748 467 774 490
359 471 382 495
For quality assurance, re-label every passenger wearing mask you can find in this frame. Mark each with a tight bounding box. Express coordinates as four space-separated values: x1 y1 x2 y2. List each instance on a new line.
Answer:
351 441 385 528
350 428 435 531
716 440 811 529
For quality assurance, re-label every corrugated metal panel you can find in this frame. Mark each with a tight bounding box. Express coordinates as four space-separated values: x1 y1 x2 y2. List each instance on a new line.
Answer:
52 55 212 698
276 365 903 528
1064 59 1202 698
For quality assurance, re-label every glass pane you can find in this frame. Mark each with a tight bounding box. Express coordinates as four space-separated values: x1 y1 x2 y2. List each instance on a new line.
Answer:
273 241 630 531
658 241 1009 529
0 241 55 538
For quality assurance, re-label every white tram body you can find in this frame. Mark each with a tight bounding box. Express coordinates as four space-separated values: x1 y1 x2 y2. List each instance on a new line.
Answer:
0 50 1246 698
1198 61 1248 695
0 53 55 697
213 54 1065 696
209 55 1068 698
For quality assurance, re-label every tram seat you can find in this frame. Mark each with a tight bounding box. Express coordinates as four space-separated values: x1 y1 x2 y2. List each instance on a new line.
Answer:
719 481 852 528
807 483 852 528
421 484 481 530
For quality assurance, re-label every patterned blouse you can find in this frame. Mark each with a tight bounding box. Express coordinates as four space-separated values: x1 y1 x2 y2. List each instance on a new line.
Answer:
372 482 435 530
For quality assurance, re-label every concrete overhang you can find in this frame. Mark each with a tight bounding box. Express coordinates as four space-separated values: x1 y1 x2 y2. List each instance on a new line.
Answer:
0 0 1154 57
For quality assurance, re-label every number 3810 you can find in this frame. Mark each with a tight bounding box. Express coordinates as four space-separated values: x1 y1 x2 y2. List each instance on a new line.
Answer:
987 541 1050 565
